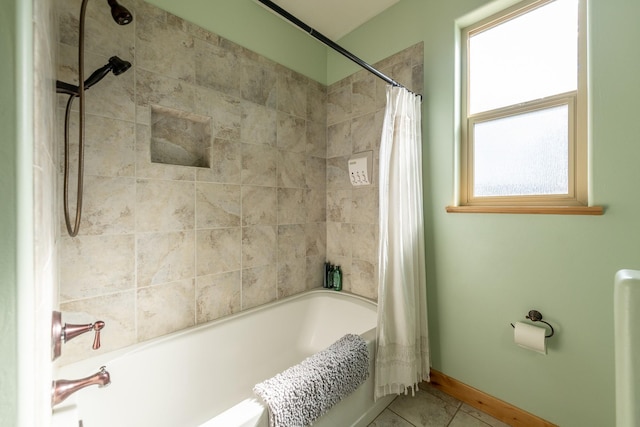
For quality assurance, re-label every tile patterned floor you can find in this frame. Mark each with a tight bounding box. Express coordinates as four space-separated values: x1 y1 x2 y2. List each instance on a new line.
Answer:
368 382 512 427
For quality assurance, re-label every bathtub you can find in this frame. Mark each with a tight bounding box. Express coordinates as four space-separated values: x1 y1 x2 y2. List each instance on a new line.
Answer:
52 289 394 427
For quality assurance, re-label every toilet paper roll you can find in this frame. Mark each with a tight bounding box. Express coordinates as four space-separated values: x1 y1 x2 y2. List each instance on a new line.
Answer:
513 321 547 354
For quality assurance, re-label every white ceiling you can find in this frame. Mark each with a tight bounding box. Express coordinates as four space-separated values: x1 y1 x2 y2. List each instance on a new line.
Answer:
264 0 401 40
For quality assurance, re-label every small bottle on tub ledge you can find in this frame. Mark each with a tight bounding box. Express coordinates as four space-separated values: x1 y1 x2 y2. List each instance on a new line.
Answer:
324 262 334 288
332 265 342 291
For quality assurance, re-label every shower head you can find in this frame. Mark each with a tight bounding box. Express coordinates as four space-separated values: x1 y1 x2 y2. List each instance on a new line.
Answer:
107 0 133 25
56 56 132 96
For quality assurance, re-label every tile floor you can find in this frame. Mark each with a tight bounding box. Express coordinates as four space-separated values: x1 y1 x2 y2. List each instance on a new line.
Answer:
368 382 512 427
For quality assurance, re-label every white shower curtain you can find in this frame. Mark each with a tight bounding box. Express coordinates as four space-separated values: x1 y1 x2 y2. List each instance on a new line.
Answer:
375 85 429 399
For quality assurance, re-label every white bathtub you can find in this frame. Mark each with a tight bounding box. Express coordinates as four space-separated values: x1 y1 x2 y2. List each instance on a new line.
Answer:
52 289 394 427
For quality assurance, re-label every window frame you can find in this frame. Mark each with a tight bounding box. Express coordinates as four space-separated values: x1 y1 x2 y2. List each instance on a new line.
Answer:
458 0 590 210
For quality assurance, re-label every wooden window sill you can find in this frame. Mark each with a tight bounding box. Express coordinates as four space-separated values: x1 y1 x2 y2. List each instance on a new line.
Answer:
445 205 604 215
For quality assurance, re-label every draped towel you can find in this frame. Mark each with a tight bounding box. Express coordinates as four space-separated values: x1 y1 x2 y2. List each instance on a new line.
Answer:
375 86 430 399
254 334 369 426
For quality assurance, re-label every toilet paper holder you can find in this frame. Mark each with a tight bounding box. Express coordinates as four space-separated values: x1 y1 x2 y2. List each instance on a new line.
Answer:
510 310 555 338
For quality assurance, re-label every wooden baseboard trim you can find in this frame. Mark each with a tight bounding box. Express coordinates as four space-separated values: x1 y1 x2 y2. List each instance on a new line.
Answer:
428 370 558 427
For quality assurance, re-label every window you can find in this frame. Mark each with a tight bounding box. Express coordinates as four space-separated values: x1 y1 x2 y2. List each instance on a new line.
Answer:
456 0 595 213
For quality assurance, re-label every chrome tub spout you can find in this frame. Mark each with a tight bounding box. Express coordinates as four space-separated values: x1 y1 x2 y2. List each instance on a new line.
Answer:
52 366 111 407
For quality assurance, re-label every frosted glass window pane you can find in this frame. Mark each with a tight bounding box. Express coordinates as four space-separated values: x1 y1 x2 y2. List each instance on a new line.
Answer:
469 0 578 114
473 105 569 197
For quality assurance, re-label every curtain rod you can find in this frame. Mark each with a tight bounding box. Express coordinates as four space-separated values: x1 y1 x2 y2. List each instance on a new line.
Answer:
256 0 422 99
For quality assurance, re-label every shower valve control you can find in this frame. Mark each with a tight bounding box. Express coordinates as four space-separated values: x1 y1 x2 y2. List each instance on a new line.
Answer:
349 151 373 186
52 311 106 361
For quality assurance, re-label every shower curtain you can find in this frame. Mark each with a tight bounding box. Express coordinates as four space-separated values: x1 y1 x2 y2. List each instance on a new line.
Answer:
375 86 429 399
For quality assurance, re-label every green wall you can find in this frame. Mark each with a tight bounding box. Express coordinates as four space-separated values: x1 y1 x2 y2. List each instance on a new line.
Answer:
0 0 19 424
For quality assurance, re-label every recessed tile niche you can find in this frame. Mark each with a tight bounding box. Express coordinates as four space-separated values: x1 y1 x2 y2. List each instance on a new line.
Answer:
150 105 212 168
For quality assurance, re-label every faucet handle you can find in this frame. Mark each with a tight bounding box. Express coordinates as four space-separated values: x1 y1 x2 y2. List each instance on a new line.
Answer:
64 319 106 345
51 311 107 361
92 321 105 350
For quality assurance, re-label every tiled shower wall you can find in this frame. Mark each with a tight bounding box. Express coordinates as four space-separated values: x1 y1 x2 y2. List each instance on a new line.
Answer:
55 0 422 364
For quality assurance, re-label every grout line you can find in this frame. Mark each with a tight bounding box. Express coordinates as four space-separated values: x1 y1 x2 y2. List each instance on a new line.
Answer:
444 406 459 427
384 406 416 427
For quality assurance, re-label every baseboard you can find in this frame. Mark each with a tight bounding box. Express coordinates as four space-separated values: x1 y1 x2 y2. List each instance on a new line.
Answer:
428 370 558 427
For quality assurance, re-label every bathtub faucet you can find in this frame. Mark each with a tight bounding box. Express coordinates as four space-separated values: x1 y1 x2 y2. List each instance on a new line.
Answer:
52 366 111 407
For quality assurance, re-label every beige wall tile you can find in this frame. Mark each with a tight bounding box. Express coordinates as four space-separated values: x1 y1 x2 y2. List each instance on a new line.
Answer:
352 187 378 225
136 68 195 113
305 256 325 289
352 223 377 263
196 271 241 323
306 121 327 158
136 13 195 83
307 84 327 124
278 224 306 261
305 156 326 189
327 85 351 125
277 259 307 298
242 225 276 268
277 188 305 224
277 150 306 188
241 264 277 310
327 120 352 158
240 58 277 108
326 222 353 259
195 183 241 228
305 189 326 223
277 74 307 118
241 185 277 226
352 75 377 117
136 179 195 232
194 88 242 140
196 228 242 276
241 101 277 146
137 231 195 287
241 143 277 186
305 223 326 258
60 234 135 300
352 111 383 153
196 138 242 184
327 189 352 223
63 175 136 236
195 38 241 97
137 279 195 341
60 112 135 178
326 156 350 190
277 112 306 153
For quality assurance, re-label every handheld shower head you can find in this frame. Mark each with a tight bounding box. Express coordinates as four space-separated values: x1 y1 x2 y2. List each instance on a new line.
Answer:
108 55 131 76
56 56 132 96
107 0 133 25
84 56 131 88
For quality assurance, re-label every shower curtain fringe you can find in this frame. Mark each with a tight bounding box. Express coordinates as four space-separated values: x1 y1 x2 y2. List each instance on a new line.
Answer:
256 0 422 100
